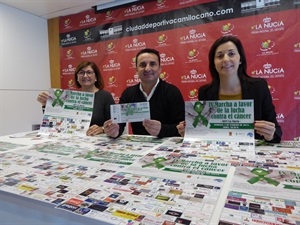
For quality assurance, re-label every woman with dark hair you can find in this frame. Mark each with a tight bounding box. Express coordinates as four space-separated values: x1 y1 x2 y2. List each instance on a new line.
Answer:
37 61 115 136
177 35 282 143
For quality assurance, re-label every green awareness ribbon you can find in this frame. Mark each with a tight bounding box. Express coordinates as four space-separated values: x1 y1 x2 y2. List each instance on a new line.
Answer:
247 168 280 186
192 101 209 127
126 104 135 116
142 157 167 169
52 89 64 107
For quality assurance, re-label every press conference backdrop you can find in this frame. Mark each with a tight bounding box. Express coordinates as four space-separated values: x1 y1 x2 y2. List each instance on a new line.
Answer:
58 0 300 140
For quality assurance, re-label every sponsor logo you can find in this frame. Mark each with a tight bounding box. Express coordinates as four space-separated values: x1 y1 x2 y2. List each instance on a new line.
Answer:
251 63 285 78
83 29 95 42
294 90 300 100
126 74 140 86
155 0 168 10
157 34 168 44
160 53 175 66
180 30 206 44
276 113 284 123
294 42 300 53
181 69 207 83
61 34 77 46
268 85 279 101
62 64 76 75
159 71 169 81
103 59 121 71
268 85 275 94
65 49 74 60
257 39 278 56
67 79 75 89
106 42 116 53
188 89 198 99
260 39 275 51
131 57 137 68
108 76 116 85
99 25 122 38
111 92 120 103
79 14 96 27
251 17 284 34
156 0 166 7
81 46 98 58
105 10 114 19
221 23 235 34
124 4 145 17
125 39 146 51
64 18 72 29
186 49 201 63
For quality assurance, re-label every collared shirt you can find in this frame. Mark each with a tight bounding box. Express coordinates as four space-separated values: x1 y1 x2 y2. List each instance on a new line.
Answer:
139 79 160 101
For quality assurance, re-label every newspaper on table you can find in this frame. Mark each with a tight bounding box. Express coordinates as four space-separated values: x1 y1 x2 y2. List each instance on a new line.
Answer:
39 88 94 137
219 166 300 224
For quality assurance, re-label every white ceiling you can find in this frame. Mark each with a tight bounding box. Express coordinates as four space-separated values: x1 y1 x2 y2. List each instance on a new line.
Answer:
0 0 138 19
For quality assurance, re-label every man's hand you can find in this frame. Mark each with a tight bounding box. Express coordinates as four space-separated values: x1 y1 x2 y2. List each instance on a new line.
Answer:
103 119 120 138
143 119 161 136
176 121 185 137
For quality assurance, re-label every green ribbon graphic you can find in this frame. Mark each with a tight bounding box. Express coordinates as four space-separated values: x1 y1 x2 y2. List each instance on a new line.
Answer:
247 168 280 186
142 157 168 169
126 104 135 116
192 101 209 127
52 89 64 107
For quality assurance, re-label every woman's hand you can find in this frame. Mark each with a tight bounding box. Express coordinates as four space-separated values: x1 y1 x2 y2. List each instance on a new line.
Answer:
254 120 276 141
86 124 104 136
37 92 49 106
176 121 185 137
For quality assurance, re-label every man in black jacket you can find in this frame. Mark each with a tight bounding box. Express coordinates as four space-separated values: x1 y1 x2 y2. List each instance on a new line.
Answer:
104 48 185 138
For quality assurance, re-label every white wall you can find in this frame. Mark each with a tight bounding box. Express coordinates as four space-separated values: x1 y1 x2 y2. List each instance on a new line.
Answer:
0 3 51 136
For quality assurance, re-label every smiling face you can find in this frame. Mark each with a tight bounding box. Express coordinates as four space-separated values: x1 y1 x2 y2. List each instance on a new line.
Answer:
136 52 161 86
214 41 241 79
76 65 97 89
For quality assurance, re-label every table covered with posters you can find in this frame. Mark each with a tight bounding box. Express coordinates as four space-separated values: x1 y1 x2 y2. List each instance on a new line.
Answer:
0 131 300 225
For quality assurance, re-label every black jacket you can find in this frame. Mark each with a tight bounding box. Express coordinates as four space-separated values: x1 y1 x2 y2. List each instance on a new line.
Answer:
118 79 185 138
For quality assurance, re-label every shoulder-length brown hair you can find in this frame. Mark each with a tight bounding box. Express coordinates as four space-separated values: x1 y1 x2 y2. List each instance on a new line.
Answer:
74 61 104 90
208 35 250 85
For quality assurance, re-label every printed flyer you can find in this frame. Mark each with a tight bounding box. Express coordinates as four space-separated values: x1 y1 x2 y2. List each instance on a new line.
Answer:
110 102 150 123
219 166 300 225
183 100 255 150
39 89 94 136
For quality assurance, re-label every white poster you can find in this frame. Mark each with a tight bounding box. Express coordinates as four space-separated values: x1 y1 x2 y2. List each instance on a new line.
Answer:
183 100 255 150
39 89 94 137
